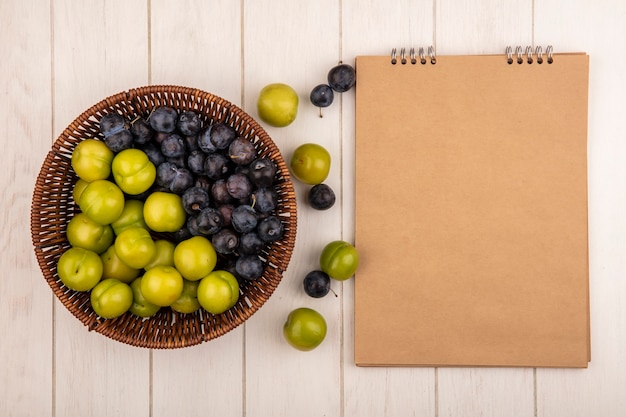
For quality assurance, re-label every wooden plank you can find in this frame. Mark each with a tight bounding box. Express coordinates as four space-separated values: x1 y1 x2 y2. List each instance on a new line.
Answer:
150 0 243 105
438 369 534 417
52 1 151 416
342 0 437 415
436 0 533 55
242 1 344 416
152 338 244 417
0 0 53 415
149 1 245 415
3 0 625 415
433 1 536 416
535 0 626 415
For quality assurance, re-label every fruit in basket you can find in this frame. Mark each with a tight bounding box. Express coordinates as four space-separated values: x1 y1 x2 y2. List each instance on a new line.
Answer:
57 247 104 292
238 232 265 255
31 85 299 349
203 153 233 181
251 187 277 214
114 227 157 269
231 205 258 233
319 240 359 281
181 186 211 215
328 63 356 93
197 126 218 153
90 278 133 319
160 133 187 158
100 244 141 283
149 106 179 133
143 191 186 232
72 179 89 204
170 279 201 314
78 179 125 225
187 150 206 175
257 83 299 127
192 207 224 235
141 265 184 307
289 143 331 185
210 179 234 204
100 113 127 137
226 172 253 200
229 137 257 166
197 270 240 314
176 111 203 137
61 103 287 320
66 213 114 254
156 162 194 194
283 307 327 351
129 276 161 318
110 199 148 235
111 148 157 195
248 157 277 188
139 141 166 167
257 215 285 242
216 204 234 227
211 228 239 255
235 255 264 281
70 138 114 182
209 122 238 150
99 112 135 153
173 236 217 281
129 117 154 145
143 239 175 270
104 129 134 153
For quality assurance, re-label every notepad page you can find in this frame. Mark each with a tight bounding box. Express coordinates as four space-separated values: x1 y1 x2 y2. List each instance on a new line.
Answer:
354 53 590 367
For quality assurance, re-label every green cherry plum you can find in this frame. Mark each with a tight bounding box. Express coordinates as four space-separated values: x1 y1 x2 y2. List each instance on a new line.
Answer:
319 240 359 281
66 212 114 254
114 227 157 270
257 83 299 127
140 265 184 307
173 236 217 281
129 277 161 318
111 199 148 236
143 239 176 270
78 179 125 225
99 244 141 284
197 270 239 315
289 143 331 185
143 191 187 233
111 148 157 195
283 307 327 351
71 138 114 182
90 278 133 319
170 279 201 314
57 247 103 292
72 179 89 205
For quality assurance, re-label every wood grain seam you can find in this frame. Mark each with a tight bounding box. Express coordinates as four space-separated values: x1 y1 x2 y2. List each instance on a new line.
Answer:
147 0 152 86
338 1 346 417
49 0 57 415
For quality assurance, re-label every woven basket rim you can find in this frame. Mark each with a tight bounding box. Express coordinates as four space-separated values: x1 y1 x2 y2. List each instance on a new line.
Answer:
30 85 297 349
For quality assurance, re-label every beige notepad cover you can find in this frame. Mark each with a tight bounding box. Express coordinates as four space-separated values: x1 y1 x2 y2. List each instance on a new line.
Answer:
354 52 590 367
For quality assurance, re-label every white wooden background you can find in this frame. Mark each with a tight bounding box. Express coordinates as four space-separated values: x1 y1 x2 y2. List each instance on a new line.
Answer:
1 0 624 416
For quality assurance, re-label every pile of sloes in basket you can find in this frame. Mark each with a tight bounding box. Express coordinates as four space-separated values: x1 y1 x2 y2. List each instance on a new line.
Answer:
99 106 285 282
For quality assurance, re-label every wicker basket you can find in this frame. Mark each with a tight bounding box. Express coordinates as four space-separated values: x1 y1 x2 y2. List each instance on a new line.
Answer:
30 85 297 349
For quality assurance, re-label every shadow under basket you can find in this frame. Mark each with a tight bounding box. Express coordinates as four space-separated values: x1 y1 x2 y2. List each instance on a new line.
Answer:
30 85 297 349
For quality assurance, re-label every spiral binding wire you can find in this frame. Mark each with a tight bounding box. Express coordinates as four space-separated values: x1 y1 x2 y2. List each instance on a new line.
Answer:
506 45 554 64
391 46 436 65
391 45 554 65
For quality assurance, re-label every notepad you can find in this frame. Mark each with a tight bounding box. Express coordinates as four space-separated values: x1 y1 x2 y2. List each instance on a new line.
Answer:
353 48 590 367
